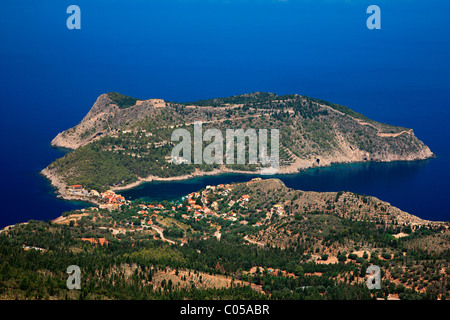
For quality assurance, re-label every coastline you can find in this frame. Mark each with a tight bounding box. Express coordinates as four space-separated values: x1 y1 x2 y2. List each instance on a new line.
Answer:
40 151 436 207
44 90 435 203
41 150 436 197
13 155 440 236
110 167 258 192
109 152 435 193
40 167 101 207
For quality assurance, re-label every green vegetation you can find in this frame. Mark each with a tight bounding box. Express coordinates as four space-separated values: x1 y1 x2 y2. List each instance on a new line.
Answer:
1 217 447 300
48 135 218 192
107 92 138 109
303 96 370 122
0 179 448 300
180 92 281 107
47 92 430 191
28 90 438 301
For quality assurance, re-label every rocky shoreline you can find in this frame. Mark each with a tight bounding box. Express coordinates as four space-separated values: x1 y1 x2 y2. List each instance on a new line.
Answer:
35 164 447 235
108 150 435 192
40 167 102 207
41 152 435 206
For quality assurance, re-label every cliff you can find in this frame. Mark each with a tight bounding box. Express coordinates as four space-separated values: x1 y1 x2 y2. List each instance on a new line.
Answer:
51 92 168 149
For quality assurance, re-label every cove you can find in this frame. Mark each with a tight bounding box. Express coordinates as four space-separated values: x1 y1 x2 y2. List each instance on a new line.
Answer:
120 158 447 222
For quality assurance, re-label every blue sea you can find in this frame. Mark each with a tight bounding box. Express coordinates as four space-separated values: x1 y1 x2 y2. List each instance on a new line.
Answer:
0 0 449 228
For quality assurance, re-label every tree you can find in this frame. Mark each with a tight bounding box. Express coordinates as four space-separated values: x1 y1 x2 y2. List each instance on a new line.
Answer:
338 254 347 263
381 252 391 260
207 193 217 203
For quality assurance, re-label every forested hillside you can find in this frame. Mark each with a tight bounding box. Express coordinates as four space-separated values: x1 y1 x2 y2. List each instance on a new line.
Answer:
1 179 448 300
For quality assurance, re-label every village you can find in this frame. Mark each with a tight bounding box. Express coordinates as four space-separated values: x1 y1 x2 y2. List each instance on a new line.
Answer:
130 179 285 230
67 184 127 209
62 178 287 244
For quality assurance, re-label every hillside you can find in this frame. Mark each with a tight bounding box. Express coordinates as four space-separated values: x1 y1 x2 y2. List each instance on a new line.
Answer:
222 178 446 251
1 178 448 300
45 91 433 193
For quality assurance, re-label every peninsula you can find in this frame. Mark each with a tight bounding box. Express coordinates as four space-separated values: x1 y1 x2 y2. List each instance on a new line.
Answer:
42 92 433 198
